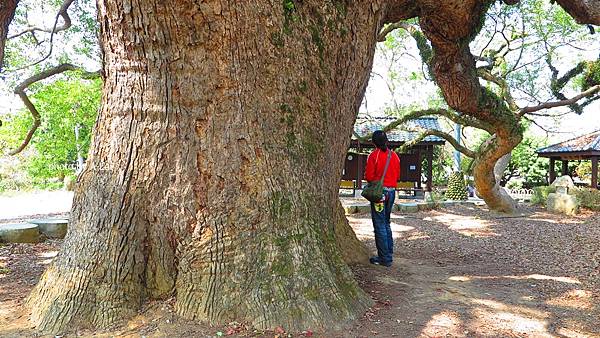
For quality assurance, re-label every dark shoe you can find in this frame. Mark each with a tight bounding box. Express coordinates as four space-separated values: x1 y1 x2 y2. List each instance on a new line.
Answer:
369 256 392 267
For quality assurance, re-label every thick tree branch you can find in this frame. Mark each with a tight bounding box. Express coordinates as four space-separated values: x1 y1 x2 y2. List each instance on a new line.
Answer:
354 108 493 144
377 21 415 42
0 0 19 71
554 0 600 25
353 109 444 143
399 128 476 158
519 85 600 116
383 0 419 24
9 63 101 155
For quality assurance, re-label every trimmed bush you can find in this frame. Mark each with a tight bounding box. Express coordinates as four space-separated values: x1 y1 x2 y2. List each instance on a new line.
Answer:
445 171 468 201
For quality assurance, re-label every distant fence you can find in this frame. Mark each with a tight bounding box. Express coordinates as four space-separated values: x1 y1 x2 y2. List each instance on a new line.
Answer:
508 188 534 201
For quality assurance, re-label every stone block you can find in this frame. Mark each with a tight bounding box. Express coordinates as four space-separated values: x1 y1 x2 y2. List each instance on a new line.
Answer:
551 175 575 194
0 223 41 243
29 218 69 239
417 202 437 211
547 193 579 216
397 203 419 213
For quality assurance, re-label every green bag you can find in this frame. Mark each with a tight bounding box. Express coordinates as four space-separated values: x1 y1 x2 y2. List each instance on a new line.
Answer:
361 150 392 203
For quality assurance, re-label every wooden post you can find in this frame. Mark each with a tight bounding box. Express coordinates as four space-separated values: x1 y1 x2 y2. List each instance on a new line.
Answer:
416 149 422 189
592 156 598 189
426 145 433 192
549 158 556 184
561 160 569 176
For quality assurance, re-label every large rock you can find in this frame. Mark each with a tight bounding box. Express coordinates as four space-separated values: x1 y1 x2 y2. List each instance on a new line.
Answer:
29 218 69 238
550 175 575 194
0 223 41 243
547 192 579 216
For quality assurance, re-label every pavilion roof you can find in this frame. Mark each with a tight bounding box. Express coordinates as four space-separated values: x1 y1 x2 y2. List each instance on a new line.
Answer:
352 116 445 144
537 131 600 155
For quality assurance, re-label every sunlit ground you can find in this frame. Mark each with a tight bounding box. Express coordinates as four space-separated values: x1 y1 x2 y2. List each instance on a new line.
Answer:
423 213 499 237
346 204 600 337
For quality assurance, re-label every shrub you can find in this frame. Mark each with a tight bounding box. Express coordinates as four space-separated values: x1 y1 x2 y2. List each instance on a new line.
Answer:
571 188 600 211
531 186 556 205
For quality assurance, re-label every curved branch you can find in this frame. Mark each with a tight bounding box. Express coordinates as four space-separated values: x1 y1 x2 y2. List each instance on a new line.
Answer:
353 109 449 143
519 85 600 116
477 69 519 111
6 0 75 72
377 21 415 42
383 0 419 24
9 63 101 155
382 109 448 133
399 128 476 158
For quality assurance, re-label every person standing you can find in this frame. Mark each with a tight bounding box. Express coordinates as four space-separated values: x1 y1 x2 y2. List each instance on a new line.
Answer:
364 130 400 267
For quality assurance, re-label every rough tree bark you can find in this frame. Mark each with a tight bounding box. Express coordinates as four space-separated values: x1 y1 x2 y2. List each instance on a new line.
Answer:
26 0 387 333
0 0 18 71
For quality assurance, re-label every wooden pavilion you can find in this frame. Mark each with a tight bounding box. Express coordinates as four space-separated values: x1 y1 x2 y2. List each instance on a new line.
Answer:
536 131 600 189
341 116 445 195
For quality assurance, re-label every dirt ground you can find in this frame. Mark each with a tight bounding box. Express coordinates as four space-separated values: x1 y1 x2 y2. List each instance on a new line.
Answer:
1 204 599 337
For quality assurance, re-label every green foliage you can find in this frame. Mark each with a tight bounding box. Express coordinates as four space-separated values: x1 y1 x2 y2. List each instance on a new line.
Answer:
282 0 299 34
0 76 101 188
582 60 600 91
0 157 32 192
531 186 556 205
503 133 549 188
575 161 592 181
571 188 600 211
415 142 452 187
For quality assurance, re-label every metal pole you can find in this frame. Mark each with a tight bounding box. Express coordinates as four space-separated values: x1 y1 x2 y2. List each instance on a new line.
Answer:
454 123 461 171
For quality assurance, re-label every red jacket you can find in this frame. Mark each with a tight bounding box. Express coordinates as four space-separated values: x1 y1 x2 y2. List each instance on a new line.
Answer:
364 148 400 188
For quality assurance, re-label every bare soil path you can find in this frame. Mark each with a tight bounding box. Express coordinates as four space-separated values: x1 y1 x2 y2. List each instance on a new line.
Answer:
342 204 600 337
1 203 599 337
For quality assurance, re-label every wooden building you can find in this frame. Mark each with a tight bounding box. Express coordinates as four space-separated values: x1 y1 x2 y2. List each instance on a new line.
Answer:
341 116 446 195
536 131 600 189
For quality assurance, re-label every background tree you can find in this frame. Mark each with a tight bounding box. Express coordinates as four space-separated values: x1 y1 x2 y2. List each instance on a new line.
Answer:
373 0 599 212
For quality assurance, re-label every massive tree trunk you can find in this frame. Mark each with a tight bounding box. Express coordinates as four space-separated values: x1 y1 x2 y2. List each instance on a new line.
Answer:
27 0 387 333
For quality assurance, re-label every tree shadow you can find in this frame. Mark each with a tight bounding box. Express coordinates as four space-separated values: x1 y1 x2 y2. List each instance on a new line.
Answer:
344 204 600 337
